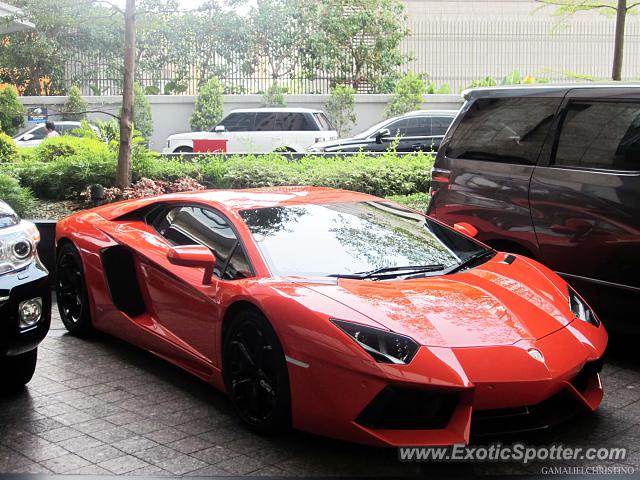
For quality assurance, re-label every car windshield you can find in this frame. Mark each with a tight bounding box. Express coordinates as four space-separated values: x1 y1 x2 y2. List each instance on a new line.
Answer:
240 201 488 277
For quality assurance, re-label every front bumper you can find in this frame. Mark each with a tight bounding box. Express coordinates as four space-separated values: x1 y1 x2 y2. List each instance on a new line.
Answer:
287 318 607 447
0 260 51 357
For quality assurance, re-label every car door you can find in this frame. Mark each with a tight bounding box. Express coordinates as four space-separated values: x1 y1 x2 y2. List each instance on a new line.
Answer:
400 116 432 152
529 88 640 329
428 94 563 255
218 112 255 153
248 112 281 152
140 205 253 359
365 118 412 152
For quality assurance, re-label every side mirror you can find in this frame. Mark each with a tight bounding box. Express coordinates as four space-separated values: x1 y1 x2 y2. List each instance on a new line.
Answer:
167 245 216 285
453 222 478 238
22 133 34 141
214 125 226 133
375 128 390 144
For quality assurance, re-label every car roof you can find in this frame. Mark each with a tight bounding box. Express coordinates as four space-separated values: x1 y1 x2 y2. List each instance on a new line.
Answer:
463 83 640 100
98 187 383 221
404 109 459 117
228 108 323 114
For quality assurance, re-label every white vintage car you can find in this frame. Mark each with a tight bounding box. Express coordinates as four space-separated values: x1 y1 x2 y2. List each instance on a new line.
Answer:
164 108 338 154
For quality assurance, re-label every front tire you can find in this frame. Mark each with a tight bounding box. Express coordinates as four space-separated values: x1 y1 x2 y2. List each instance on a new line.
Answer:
173 146 193 154
56 243 93 336
0 349 37 391
223 310 291 434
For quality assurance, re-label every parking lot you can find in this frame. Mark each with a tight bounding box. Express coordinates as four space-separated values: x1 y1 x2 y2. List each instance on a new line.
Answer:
0 298 639 477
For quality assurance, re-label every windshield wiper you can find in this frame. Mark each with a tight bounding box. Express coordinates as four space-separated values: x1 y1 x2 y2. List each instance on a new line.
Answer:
442 250 495 275
329 264 446 280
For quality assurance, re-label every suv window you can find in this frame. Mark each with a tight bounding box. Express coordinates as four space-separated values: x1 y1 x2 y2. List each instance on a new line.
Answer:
314 112 334 131
446 97 559 165
220 113 254 132
554 101 640 172
154 206 252 280
254 112 276 131
274 112 315 131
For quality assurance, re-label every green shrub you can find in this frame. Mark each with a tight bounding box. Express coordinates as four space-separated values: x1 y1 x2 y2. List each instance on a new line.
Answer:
261 82 287 108
133 83 154 141
388 192 431 212
0 86 25 136
190 77 224 132
0 133 18 163
0 173 35 217
325 84 356 137
385 72 426 118
61 86 88 121
33 135 110 163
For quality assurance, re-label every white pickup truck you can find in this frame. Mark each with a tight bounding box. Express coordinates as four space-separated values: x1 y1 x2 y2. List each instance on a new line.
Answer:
164 108 338 154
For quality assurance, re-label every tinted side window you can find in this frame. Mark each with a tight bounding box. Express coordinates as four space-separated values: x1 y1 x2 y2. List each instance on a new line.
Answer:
554 101 640 172
274 112 315 131
254 112 276 131
220 113 254 132
385 118 412 137
154 206 251 279
431 117 453 136
447 97 559 165
404 117 430 137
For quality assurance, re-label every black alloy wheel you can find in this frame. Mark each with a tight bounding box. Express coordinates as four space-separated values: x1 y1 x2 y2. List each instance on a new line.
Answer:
223 310 291 434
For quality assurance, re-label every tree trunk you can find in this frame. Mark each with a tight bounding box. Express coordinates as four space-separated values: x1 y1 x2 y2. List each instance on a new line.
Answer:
612 0 627 81
117 0 136 189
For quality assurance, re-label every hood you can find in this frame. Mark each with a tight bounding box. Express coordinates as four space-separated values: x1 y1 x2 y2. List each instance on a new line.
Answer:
168 132 207 140
0 200 19 229
303 256 573 348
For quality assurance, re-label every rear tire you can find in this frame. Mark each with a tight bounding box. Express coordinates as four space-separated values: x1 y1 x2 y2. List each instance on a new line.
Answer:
223 310 291 434
0 349 37 391
56 243 93 336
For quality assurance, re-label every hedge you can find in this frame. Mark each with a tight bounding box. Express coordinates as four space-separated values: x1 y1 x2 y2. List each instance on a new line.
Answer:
0 136 435 201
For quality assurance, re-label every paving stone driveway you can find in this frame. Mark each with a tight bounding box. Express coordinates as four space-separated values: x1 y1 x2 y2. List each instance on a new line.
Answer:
1 299 639 477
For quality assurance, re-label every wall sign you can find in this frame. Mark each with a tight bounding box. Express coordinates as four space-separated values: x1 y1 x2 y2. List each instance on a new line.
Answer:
27 107 48 123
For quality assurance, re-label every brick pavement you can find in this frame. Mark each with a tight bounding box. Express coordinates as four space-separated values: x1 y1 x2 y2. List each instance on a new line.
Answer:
0 299 639 477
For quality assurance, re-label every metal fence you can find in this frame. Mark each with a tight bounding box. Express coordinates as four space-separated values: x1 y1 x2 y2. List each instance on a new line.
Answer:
65 17 640 96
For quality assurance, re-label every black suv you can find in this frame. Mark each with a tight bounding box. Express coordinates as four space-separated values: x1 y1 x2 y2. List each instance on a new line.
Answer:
0 201 50 389
427 85 640 333
308 110 458 153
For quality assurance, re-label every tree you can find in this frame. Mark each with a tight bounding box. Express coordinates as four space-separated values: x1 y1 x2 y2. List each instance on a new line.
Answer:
190 77 224 132
261 82 287 107
536 0 640 80
325 84 356 137
133 83 153 141
247 0 315 82
62 86 87 121
0 86 25 136
0 0 124 95
117 0 136 189
385 72 426 118
307 0 410 91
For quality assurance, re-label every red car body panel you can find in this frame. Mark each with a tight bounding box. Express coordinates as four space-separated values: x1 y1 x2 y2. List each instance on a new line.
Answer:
56 187 607 447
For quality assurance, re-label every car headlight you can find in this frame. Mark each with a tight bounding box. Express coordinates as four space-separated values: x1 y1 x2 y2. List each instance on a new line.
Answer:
0 221 40 276
331 319 420 364
308 146 325 153
568 287 600 327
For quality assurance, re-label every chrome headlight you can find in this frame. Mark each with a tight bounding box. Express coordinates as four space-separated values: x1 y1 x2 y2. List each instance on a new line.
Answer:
568 287 600 327
331 319 420 364
0 221 40 275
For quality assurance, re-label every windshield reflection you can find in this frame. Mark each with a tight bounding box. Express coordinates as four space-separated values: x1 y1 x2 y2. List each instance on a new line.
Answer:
240 201 487 278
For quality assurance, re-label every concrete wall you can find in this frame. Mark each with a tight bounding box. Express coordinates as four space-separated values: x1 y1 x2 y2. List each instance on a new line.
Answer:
19 94 463 152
